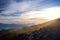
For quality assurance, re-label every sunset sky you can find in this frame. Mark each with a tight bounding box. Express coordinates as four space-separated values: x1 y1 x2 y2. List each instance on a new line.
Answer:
0 0 60 24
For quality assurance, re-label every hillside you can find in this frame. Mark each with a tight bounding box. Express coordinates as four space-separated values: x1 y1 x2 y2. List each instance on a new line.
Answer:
28 18 60 40
11 18 60 34
0 18 60 40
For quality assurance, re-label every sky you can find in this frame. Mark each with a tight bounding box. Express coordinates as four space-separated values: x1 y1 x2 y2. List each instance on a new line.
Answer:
0 0 60 24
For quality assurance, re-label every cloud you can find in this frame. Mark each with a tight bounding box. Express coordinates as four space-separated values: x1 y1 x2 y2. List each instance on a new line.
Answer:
0 0 14 12
0 0 55 15
0 0 56 14
0 0 60 23
20 7 60 20
1 2 30 14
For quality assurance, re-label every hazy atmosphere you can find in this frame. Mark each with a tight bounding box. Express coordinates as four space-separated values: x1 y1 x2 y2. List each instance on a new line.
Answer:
0 0 60 24
0 0 60 29
0 0 60 40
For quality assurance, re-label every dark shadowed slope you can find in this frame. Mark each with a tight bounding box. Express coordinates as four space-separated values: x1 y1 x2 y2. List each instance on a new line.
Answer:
28 18 60 40
0 18 60 40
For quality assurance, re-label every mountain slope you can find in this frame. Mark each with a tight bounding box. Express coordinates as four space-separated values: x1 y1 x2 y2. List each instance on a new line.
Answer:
0 18 60 40
12 18 60 34
28 18 60 40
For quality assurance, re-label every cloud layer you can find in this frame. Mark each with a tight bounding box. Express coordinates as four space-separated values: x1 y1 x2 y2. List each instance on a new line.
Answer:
0 0 60 23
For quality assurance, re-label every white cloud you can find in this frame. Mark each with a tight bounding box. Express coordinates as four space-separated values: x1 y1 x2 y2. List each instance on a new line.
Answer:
1 0 51 15
20 7 60 20
0 0 60 23
1 2 30 14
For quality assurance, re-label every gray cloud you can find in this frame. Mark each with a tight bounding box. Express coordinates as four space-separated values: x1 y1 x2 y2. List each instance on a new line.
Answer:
0 0 14 13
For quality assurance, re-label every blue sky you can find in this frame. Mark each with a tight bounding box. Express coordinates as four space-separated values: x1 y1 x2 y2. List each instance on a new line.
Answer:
0 0 60 23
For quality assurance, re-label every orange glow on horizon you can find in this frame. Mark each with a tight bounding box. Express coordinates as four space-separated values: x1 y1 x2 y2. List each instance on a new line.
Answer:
11 19 48 23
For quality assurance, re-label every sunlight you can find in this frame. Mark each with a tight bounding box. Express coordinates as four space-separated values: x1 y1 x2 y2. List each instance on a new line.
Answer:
41 7 60 20
21 7 60 20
